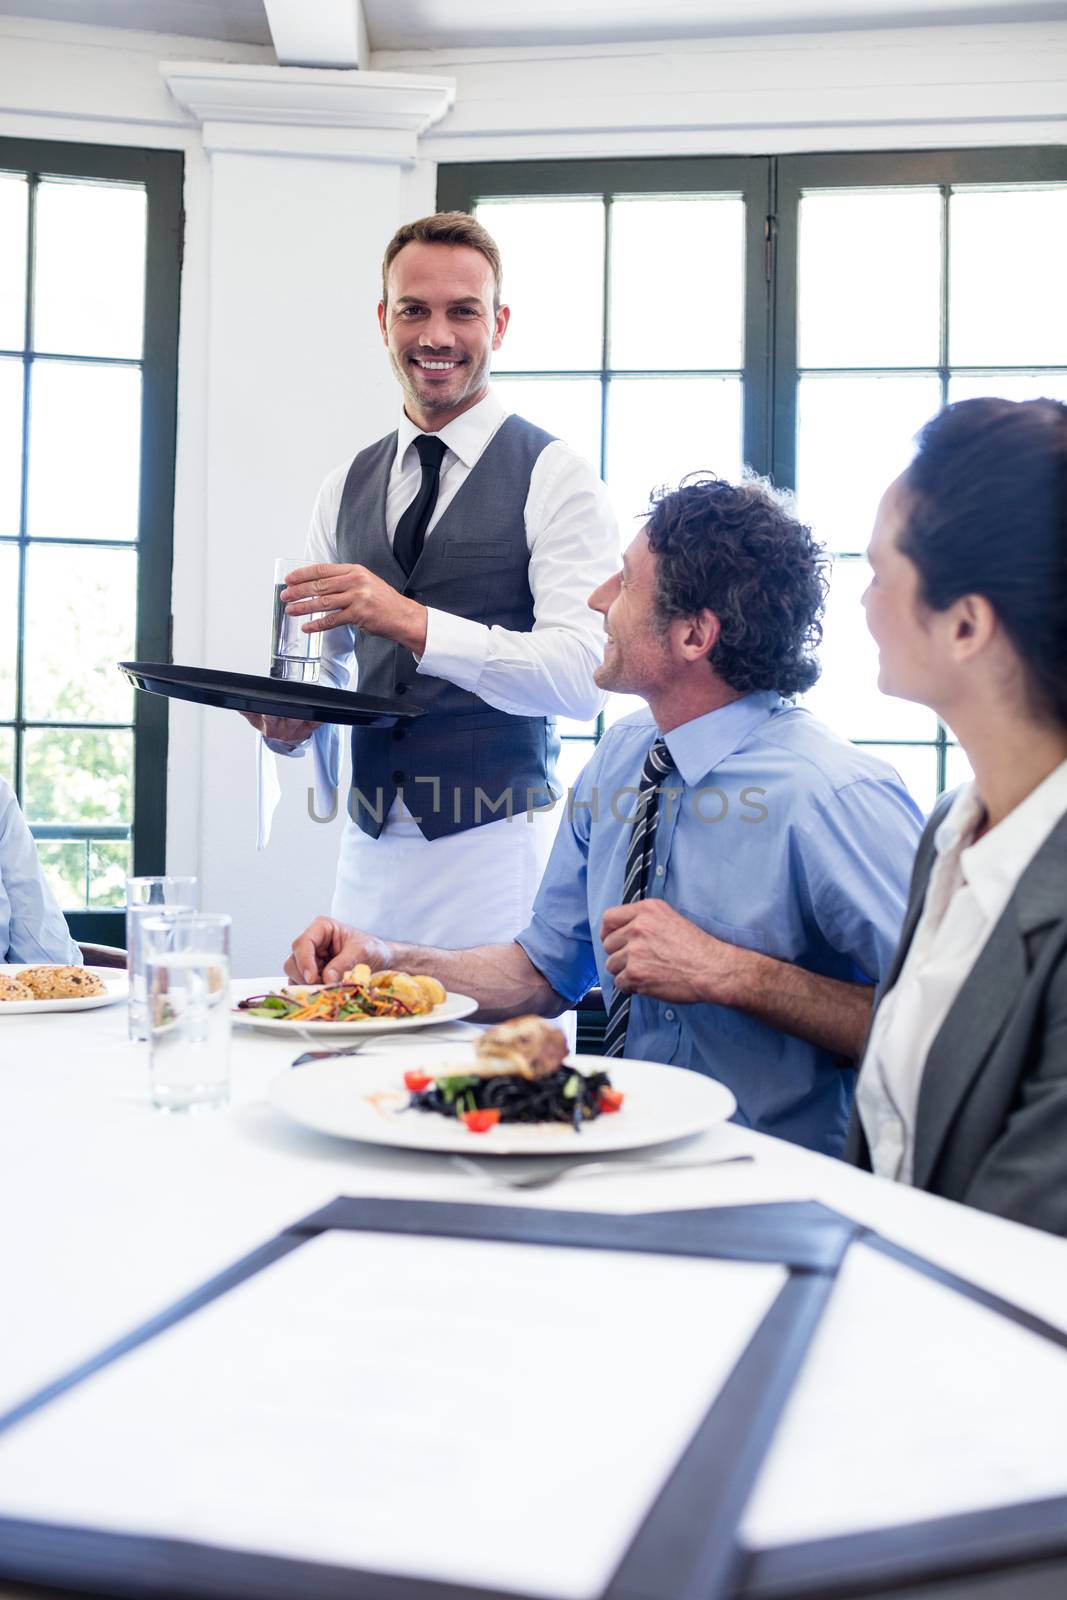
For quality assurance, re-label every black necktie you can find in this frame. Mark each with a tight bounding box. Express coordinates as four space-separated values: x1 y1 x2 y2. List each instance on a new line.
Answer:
602 737 676 1059
393 434 448 577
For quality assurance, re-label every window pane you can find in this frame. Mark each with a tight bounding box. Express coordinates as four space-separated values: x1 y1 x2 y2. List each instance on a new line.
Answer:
864 743 939 816
796 373 941 555
0 173 28 352
945 743 974 792
22 727 133 826
0 726 13 787
606 376 743 533
23 543 136 722
491 376 601 467
802 558 937 741
610 196 744 371
948 371 1067 406
798 189 941 369
27 360 141 539
0 544 18 720
557 715 600 739
34 178 146 360
477 199 604 372
949 187 1067 367
603 691 646 727
0 357 22 536
558 739 595 793
36 838 88 910
90 838 131 908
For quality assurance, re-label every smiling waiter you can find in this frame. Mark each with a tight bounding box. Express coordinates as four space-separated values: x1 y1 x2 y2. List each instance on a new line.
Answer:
246 212 618 945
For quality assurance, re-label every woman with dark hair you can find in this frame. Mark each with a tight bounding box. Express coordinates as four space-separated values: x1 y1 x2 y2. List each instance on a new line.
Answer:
848 396 1067 1235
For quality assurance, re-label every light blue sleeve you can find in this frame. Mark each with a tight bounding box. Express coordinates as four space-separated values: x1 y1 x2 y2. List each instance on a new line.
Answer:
0 781 82 964
795 775 925 984
514 749 600 1005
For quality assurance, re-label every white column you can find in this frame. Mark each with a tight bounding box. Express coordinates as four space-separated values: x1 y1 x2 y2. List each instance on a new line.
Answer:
161 62 453 974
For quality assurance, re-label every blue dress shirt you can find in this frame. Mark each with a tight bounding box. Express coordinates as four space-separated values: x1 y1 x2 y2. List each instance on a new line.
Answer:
0 779 82 965
516 692 925 1156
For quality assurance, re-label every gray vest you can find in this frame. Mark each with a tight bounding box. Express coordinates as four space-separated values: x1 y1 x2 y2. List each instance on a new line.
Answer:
336 414 562 840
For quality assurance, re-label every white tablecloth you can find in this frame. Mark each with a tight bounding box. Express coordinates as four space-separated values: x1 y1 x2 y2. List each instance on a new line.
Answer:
3 987 1067 1595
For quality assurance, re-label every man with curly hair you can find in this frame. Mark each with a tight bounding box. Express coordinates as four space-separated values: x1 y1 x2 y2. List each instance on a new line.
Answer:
284 476 924 1155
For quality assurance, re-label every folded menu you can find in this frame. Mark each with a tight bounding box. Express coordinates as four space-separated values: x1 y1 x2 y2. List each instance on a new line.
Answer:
0 1226 786 1600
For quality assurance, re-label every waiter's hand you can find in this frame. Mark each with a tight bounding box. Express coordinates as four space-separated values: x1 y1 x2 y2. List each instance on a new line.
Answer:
286 917 393 985
282 562 428 656
240 711 320 744
600 899 745 1006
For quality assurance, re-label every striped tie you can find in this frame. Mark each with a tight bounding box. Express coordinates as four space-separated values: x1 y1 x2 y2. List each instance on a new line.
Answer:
602 737 676 1059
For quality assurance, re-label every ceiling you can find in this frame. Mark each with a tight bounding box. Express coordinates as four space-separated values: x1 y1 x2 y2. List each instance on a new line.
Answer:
0 0 1062 55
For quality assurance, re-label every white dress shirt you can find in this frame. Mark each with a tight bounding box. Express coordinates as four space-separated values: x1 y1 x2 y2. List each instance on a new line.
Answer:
259 388 619 947
855 758 1067 1184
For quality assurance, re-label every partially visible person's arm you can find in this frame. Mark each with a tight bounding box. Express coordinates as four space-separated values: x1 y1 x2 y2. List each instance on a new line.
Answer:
601 900 874 1060
0 781 81 964
284 918 565 1023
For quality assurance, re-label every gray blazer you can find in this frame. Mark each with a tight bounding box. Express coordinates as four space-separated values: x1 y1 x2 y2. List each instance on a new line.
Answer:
845 793 1067 1237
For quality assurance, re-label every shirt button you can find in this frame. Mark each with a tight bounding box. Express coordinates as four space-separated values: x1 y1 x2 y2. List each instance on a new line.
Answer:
664 1008 675 1022
655 865 665 877
394 683 408 695
391 770 405 784
392 727 405 741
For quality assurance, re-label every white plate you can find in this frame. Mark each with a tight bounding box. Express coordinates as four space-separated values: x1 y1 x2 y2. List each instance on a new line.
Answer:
0 965 127 1015
267 1049 737 1156
233 989 479 1037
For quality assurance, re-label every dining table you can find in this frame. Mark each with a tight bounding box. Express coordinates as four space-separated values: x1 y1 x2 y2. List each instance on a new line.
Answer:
3 983 1067 1600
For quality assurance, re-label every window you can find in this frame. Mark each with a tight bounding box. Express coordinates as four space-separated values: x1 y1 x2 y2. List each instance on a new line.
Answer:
0 139 182 943
439 150 1067 810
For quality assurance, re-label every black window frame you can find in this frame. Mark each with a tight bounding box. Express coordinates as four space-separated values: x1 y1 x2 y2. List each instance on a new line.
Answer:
438 147 1067 802
0 136 183 947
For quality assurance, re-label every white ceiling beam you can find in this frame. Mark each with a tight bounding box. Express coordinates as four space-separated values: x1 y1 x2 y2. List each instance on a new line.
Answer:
262 0 369 68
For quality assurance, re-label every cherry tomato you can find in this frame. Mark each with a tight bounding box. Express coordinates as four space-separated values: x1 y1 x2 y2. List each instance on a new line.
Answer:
598 1087 625 1113
461 1109 502 1133
403 1070 433 1093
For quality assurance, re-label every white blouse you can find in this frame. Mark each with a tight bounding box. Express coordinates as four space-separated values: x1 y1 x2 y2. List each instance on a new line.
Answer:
855 757 1067 1184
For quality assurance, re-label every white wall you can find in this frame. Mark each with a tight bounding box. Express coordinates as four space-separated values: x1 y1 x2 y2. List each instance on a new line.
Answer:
374 21 1067 156
0 13 1064 973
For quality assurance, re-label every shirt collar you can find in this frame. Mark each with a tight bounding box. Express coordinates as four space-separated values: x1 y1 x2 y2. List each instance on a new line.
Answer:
661 691 784 786
932 781 985 860
395 387 506 472
958 757 1067 920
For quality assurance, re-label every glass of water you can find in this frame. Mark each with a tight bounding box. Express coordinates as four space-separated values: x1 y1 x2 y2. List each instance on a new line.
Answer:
143 912 232 1113
126 875 198 1041
270 556 323 682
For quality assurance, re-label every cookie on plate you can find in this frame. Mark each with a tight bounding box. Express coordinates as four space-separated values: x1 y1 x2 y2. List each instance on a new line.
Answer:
0 974 34 1002
19 966 107 1000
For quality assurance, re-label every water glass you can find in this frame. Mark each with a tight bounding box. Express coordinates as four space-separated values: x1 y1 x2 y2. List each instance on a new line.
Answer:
270 556 323 682
126 874 198 1041
144 912 232 1113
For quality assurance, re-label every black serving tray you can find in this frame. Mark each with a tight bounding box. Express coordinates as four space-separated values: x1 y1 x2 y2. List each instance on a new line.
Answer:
119 662 424 728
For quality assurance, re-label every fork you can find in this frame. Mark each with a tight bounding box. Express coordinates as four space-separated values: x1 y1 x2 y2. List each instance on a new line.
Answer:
449 1152 754 1191
290 1040 373 1068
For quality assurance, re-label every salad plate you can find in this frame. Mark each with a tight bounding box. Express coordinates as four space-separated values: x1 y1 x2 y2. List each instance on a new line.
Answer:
267 1049 737 1156
233 984 478 1036
0 965 127 1015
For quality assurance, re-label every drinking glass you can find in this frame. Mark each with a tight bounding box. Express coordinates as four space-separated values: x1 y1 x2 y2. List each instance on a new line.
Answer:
270 556 323 682
125 874 198 1041
144 912 232 1113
